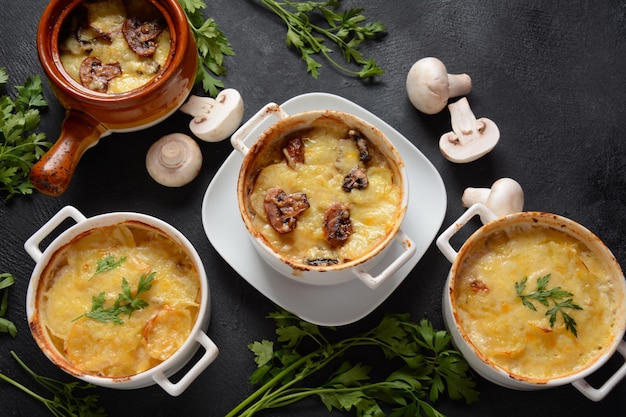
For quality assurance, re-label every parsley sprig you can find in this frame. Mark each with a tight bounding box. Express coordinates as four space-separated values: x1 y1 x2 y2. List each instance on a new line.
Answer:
177 0 235 97
0 351 107 417
75 272 155 325
261 0 387 79
0 67 51 200
90 255 126 279
226 310 479 417
515 274 583 337
0 273 17 337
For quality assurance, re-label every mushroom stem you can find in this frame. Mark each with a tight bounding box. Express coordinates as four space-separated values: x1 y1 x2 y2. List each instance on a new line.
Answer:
449 97 479 145
447 73 473 98
461 187 490 207
146 133 202 187
159 141 186 167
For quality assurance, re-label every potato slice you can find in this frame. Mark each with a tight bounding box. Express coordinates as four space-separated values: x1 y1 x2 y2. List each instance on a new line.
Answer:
143 307 192 361
65 318 150 376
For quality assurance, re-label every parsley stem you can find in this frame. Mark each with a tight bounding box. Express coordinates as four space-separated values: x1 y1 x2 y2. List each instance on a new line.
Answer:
228 312 478 416
261 0 358 75
0 370 49 404
227 332 408 417
226 337 363 417
260 0 385 78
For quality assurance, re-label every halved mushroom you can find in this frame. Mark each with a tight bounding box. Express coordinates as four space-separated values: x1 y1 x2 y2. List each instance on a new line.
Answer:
179 89 244 142
122 16 164 57
439 97 500 163
406 57 472 115
264 188 310 234
306 258 339 267
283 137 305 169
348 130 371 163
79 56 122 92
343 166 369 192
323 202 352 247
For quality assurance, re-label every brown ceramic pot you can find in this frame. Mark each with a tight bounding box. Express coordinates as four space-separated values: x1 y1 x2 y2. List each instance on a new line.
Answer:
32 0 197 196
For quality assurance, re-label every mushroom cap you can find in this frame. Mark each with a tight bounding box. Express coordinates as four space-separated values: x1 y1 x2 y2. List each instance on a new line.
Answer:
181 89 244 143
406 57 472 115
485 178 524 216
146 133 202 187
406 57 449 114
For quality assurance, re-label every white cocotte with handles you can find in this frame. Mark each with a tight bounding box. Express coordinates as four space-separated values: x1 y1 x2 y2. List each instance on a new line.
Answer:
24 205 218 396
230 103 415 289
437 203 626 401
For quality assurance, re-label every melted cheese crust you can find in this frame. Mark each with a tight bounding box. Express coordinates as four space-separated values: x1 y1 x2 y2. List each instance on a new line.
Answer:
454 225 620 380
249 126 402 266
59 0 171 94
41 224 200 377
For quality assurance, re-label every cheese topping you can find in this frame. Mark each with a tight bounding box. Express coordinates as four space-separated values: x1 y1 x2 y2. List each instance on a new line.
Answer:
59 0 171 94
40 223 200 378
248 126 402 267
454 224 621 381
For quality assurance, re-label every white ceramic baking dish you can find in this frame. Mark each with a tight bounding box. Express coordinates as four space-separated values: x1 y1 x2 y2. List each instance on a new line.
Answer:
24 205 218 396
231 103 415 289
437 203 626 401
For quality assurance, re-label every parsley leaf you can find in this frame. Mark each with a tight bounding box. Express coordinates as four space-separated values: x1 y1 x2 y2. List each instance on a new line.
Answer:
177 0 234 97
0 67 51 200
0 351 107 417
91 255 126 278
515 274 583 337
261 0 387 79
0 273 17 337
75 272 155 325
227 310 479 417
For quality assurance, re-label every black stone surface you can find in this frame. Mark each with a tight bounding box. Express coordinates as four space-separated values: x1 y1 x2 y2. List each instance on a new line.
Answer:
1 1 625 416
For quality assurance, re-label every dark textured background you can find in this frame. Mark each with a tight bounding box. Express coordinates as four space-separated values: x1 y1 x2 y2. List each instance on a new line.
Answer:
1 0 625 416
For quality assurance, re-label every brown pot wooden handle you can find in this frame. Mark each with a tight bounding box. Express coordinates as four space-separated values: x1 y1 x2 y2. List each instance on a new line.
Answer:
30 110 108 196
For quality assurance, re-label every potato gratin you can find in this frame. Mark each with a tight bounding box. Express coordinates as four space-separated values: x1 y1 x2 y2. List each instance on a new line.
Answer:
39 223 200 377
454 224 621 381
59 0 171 93
248 121 403 268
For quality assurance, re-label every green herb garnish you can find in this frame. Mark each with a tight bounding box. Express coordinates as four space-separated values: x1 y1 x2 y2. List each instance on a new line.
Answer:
177 0 235 97
75 272 155 325
260 0 387 79
91 255 126 278
0 67 51 200
0 351 107 417
0 273 17 337
515 274 583 337
226 309 479 417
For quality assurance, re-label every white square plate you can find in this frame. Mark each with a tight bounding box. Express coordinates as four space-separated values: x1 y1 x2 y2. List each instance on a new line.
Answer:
201 92 446 326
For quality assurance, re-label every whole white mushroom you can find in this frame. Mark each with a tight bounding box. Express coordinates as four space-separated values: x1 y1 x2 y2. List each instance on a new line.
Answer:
146 133 202 187
406 57 472 115
462 178 524 220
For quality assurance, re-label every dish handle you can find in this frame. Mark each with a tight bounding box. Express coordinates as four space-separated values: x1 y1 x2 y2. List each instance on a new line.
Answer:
152 331 219 397
230 103 290 155
24 205 87 263
353 229 416 290
571 340 626 401
436 203 497 264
